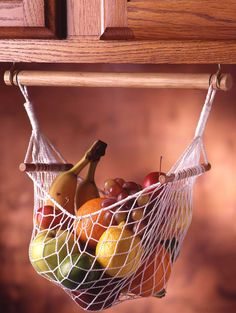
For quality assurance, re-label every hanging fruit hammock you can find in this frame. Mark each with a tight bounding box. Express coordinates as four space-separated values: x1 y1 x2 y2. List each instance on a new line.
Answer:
5 68 232 311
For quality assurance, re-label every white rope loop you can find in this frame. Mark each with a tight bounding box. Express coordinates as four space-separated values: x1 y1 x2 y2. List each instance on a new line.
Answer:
194 85 216 138
24 102 40 132
18 83 40 132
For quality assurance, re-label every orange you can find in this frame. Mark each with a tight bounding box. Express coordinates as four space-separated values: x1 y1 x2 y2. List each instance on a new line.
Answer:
75 198 113 248
128 245 172 297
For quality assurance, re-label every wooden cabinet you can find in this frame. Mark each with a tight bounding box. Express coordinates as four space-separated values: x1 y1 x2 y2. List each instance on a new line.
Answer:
0 0 66 39
100 0 236 40
0 0 235 63
126 0 236 40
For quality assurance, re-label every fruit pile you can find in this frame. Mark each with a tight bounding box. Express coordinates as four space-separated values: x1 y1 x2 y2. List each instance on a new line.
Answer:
29 140 182 311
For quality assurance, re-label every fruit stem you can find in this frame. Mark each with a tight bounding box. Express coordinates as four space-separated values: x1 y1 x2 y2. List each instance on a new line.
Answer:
68 156 90 175
86 160 99 182
159 155 163 173
68 140 107 175
86 140 107 162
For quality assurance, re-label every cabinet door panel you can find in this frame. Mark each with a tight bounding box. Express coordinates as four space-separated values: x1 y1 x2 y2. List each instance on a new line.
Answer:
128 0 236 40
0 2 25 27
101 0 236 40
67 0 101 38
23 0 44 26
0 0 66 39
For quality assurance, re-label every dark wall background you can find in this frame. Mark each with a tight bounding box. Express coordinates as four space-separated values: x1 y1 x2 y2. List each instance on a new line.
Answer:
0 63 236 313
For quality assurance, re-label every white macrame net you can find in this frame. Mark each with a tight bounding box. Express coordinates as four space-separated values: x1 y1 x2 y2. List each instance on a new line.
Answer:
20 84 216 311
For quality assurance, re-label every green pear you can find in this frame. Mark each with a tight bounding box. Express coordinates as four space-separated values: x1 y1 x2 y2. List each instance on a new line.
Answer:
29 229 79 281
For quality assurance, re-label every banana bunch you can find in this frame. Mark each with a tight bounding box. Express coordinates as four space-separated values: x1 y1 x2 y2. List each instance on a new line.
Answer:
46 140 107 214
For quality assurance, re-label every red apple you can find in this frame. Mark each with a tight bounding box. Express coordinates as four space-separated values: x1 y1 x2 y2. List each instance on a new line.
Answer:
142 172 166 189
35 205 68 230
142 172 166 209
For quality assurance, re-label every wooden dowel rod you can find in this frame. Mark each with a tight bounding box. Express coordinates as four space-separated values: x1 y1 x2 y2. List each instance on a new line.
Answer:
159 163 211 184
4 71 233 90
19 163 73 172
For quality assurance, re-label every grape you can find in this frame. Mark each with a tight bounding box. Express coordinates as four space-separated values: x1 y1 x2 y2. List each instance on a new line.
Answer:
115 177 125 186
121 204 131 213
103 210 115 226
101 198 117 208
137 184 142 191
109 183 123 197
137 194 150 207
114 211 127 224
123 181 141 192
131 208 144 221
129 189 139 196
117 190 129 201
104 179 117 192
124 198 136 210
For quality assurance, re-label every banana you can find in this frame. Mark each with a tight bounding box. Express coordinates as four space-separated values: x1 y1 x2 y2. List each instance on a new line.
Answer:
46 140 107 215
75 160 100 212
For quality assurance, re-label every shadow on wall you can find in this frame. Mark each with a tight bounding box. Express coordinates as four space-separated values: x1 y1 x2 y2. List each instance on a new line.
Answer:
0 63 236 313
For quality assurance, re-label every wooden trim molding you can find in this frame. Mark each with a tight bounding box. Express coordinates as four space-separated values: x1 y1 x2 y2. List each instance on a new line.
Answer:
100 0 134 40
0 39 235 63
0 0 66 39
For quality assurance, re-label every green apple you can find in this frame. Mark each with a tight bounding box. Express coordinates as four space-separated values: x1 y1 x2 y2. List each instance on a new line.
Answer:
57 253 102 290
29 229 79 281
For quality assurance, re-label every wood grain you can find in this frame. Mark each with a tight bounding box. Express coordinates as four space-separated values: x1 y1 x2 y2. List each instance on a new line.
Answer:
0 0 44 27
159 163 211 184
19 163 73 172
0 39 235 63
23 0 44 27
101 0 134 40
0 1 24 27
4 71 233 91
67 0 101 37
128 0 236 40
0 0 66 39
103 0 128 28
0 0 235 62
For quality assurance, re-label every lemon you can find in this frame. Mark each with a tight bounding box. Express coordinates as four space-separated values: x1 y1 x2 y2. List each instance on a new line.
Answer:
95 222 143 278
